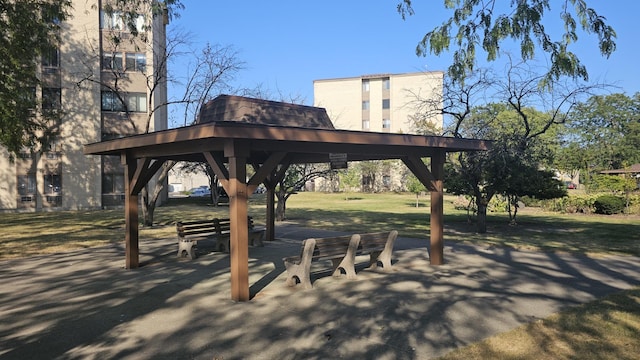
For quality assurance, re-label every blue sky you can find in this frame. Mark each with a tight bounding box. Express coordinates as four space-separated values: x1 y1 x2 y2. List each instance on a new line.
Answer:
168 1 640 107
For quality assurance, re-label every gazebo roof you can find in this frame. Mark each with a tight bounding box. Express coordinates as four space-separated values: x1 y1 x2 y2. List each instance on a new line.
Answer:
85 94 490 164
197 94 335 129
84 120 488 164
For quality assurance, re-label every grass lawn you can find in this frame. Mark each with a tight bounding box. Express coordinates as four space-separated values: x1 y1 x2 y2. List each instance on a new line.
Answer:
1 191 638 358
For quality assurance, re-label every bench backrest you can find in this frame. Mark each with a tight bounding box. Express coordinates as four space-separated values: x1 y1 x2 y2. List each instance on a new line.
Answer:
176 220 217 238
309 234 361 261
358 230 398 252
213 216 257 234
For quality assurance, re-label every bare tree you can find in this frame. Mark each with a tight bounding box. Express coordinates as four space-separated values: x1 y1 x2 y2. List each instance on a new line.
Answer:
74 16 244 225
409 58 606 233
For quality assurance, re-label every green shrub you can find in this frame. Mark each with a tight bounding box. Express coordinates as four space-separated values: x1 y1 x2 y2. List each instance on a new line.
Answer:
594 195 626 215
540 195 596 214
452 195 473 211
488 196 508 213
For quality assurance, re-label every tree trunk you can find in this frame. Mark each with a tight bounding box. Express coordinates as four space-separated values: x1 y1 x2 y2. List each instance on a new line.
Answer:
476 200 488 233
275 189 288 221
276 199 286 221
141 187 149 226
415 193 419 207
141 161 174 226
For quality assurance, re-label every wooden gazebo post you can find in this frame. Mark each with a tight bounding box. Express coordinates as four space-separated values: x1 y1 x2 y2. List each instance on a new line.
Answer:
123 153 139 269
226 141 250 301
429 150 445 265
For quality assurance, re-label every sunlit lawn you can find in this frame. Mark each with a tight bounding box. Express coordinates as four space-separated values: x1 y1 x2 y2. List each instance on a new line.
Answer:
1 191 638 259
284 192 640 257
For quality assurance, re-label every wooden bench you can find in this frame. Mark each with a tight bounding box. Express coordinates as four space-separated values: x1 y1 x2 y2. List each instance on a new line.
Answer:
176 216 265 259
212 217 265 253
283 234 361 289
282 230 398 289
357 230 398 271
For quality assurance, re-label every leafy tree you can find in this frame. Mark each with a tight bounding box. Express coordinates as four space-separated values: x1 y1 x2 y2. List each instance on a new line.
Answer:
562 93 640 186
0 0 184 157
0 0 71 157
411 60 596 232
497 158 566 223
406 173 426 207
274 164 333 221
338 166 361 200
397 0 616 84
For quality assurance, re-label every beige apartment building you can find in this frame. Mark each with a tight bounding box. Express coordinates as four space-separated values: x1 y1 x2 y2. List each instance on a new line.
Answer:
0 1 168 212
313 72 444 191
313 71 443 133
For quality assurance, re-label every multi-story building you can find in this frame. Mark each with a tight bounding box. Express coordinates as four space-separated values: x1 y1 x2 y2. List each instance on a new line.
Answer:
313 72 444 192
0 0 168 212
313 71 443 133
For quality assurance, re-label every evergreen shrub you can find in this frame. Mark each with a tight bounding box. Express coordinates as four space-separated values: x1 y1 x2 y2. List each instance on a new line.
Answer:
594 194 626 215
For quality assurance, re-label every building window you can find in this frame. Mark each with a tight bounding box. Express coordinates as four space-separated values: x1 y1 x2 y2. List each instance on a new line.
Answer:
17 175 37 195
100 11 145 33
362 119 370 130
362 100 370 110
101 92 147 113
102 52 123 71
382 175 391 188
46 195 62 206
102 173 125 194
41 46 59 68
44 174 61 195
100 10 123 30
383 78 390 90
42 88 62 111
362 79 370 92
382 99 390 109
125 53 146 72
132 14 146 33
41 4 62 25
127 93 147 112
383 118 391 130
101 91 125 112
19 152 34 160
102 133 125 141
21 87 37 110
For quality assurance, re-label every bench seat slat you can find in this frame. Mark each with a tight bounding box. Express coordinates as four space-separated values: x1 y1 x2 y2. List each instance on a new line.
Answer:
176 216 265 259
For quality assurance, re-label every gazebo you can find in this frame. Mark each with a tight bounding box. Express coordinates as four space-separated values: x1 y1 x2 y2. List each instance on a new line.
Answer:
84 95 491 301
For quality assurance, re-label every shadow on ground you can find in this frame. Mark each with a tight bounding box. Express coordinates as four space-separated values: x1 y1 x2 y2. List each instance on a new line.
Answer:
0 224 638 359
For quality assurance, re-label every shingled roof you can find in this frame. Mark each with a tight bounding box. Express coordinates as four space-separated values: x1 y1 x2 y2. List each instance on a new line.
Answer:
197 94 335 129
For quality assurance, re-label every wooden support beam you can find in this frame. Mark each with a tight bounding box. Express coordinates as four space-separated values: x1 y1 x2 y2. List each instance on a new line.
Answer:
402 155 437 191
247 152 286 194
123 152 140 269
225 141 250 302
430 150 445 265
203 151 229 192
130 158 166 195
